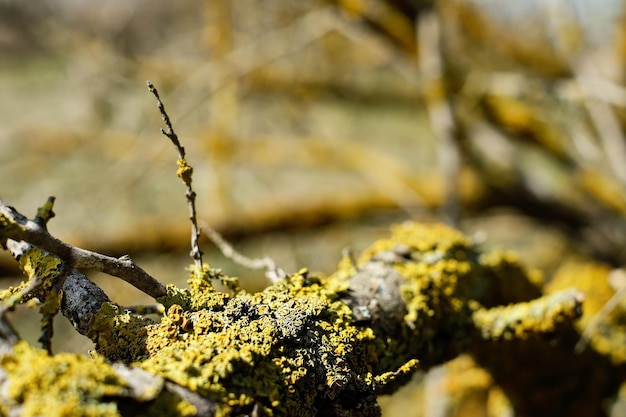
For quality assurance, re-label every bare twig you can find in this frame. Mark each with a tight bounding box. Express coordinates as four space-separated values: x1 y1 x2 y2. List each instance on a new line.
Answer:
147 81 204 268
0 199 167 299
202 224 287 283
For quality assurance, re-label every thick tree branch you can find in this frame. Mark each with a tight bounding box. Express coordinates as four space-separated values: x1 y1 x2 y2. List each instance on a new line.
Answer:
0 219 593 416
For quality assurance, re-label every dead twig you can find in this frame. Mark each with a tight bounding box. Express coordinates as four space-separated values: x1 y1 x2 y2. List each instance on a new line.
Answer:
147 80 204 268
202 224 287 283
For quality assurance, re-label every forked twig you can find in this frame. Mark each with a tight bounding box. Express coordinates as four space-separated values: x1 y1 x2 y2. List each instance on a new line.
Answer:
147 81 203 268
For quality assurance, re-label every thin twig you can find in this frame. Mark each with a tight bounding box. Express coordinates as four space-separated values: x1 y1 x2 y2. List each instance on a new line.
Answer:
147 81 204 268
202 224 287 283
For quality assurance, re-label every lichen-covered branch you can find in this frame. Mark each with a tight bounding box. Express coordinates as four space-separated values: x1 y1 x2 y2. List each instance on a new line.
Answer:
0 198 166 299
0 221 589 417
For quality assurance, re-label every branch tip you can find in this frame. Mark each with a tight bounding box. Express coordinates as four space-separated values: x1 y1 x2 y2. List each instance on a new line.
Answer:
147 81 202 267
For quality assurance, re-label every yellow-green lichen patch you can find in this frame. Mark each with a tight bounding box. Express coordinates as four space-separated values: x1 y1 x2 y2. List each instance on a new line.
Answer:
0 341 126 417
88 302 155 363
333 222 553 371
0 211 26 238
0 247 62 306
82 223 576 416
546 260 626 363
355 223 480 364
124 268 382 416
472 288 583 341
176 158 194 185
358 222 473 266
158 264 232 312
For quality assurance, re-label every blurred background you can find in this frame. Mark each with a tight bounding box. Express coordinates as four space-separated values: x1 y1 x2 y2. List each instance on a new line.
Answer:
2 0 626 415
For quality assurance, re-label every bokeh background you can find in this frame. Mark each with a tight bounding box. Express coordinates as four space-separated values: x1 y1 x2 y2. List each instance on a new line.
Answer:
2 1 626 416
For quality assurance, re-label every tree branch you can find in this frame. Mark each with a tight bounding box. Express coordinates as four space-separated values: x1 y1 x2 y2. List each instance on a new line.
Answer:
0 199 166 299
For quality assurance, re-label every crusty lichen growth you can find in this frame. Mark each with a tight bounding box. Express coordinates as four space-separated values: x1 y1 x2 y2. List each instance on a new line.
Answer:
0 247 65 352
176 158 194 185
472 288 583 341
0 341 196 417
0 341 126 417
332 222 565 372
91 267 399 416
0 247 62 306
85 222 582 417
1 222 585 417
88 302 156 363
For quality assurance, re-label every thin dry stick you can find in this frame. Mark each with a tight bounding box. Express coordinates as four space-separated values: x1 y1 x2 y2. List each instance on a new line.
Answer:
202 224 286 283
147 81 203 267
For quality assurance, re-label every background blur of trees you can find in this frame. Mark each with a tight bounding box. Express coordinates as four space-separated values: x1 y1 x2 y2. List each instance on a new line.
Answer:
2 1 626 415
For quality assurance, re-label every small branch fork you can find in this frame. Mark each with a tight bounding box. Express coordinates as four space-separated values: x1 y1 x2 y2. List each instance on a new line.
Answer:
147 81 204 268
0 199 167 299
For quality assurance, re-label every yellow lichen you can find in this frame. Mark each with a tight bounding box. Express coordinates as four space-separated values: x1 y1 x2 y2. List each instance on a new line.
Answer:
176 158 194 185
86 266 382 416
0 341 126 417
88 302 155 363
546 260 626 363
35 222 580 416
0 247 62 305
